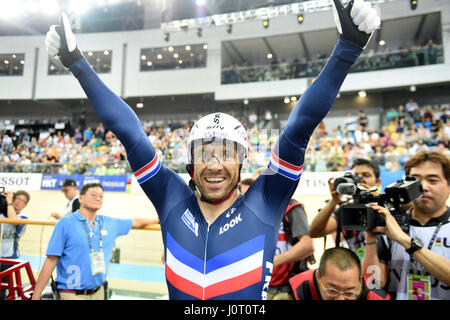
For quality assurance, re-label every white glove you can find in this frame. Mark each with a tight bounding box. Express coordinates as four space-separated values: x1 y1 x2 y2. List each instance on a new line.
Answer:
45 13 83 68
332 0 381 49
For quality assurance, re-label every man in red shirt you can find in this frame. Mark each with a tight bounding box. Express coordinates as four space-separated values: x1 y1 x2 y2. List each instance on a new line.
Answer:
289 247 390 300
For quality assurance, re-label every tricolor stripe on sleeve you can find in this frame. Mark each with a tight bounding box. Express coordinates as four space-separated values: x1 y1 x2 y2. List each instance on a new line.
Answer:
133 154 161 184
269 152 304 180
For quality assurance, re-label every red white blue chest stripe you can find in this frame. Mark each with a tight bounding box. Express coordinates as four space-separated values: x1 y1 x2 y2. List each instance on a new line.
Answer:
165 232 265 300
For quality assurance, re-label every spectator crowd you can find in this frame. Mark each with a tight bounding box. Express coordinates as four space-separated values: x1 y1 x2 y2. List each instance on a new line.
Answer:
1 99 449 176
222 40 443 84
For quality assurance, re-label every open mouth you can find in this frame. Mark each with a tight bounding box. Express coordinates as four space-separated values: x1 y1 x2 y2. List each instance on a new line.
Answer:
204 177 225 184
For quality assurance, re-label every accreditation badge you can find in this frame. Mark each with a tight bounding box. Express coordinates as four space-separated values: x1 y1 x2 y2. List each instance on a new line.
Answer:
91 251 106 275
355 247 365 263
407 273 431 300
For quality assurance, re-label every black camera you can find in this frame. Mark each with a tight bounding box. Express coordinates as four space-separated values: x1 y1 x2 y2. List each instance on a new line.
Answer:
333 171 362 195
0 186 7 214
336 175 423 231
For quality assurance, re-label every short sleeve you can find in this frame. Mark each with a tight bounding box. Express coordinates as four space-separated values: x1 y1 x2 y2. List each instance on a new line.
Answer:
288 206 309 238
112 217 133 237
377 235 391 264
46 220 67 257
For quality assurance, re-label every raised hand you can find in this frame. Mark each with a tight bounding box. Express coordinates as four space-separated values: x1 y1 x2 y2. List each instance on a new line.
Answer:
332 0 381 49
45 13 83 68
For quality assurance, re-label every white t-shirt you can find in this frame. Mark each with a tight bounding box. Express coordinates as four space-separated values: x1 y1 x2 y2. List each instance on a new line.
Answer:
378 208 450 300
0 212 28 258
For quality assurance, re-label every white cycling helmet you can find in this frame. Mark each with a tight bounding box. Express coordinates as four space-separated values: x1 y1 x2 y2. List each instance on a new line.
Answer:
187 112 248 164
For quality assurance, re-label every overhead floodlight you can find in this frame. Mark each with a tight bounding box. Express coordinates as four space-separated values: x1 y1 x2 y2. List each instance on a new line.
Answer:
40 0 60 16
26 0 39 14
68 0 90 15
1 1 25 18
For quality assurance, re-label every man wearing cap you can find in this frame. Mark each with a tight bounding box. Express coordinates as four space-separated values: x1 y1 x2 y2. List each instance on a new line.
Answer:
50 179 80 220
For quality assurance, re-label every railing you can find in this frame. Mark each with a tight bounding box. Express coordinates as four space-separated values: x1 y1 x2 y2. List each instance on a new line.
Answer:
0 150 441 176
0 218 160 231
221 45 444 84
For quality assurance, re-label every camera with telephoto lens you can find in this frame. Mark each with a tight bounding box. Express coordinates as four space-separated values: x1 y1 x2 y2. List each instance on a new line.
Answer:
0 186 7 214
334 173 423 231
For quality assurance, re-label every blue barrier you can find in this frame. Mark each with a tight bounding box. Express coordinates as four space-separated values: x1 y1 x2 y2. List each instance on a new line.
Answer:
41 174 131 192
380 169 405 191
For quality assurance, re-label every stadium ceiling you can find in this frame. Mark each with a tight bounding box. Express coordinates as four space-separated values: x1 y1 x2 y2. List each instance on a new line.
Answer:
0 0 303 35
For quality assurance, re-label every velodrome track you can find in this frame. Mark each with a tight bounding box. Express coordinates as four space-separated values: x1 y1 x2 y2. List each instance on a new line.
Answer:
14 189 332 298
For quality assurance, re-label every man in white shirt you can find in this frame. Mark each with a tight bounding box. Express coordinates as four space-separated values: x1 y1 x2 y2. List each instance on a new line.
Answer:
50 179 80 220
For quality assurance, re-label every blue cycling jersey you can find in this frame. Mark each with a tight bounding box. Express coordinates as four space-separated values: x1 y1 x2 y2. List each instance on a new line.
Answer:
70 38 362 299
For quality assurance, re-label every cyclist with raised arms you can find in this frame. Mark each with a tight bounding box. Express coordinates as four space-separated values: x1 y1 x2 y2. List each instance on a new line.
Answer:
45 0 380 299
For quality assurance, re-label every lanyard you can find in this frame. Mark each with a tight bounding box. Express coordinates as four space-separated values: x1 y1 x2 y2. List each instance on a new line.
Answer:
80 218 103 253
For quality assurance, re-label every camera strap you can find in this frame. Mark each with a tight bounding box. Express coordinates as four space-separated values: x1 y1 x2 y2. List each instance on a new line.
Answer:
335 217 342 248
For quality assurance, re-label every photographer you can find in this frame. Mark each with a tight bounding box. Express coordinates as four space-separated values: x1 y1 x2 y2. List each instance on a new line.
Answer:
0 190 30 299
309 158 381 260
363 150 450 300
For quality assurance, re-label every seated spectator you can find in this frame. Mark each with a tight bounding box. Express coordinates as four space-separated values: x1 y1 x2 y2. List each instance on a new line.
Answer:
406 98 418 118
386 107 398 122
